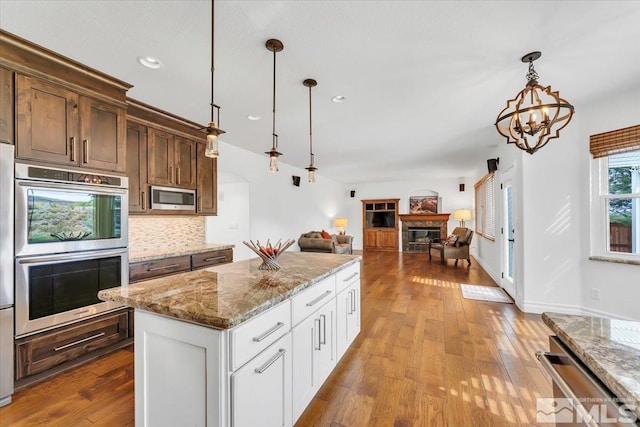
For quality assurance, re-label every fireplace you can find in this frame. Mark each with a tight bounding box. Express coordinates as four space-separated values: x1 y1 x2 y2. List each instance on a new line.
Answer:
399 213 450 252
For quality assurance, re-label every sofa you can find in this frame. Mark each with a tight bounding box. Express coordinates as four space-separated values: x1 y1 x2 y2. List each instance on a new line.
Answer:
298 231 353 254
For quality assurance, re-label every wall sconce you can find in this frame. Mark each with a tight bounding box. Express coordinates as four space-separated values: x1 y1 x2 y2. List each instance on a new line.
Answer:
453 209 472 227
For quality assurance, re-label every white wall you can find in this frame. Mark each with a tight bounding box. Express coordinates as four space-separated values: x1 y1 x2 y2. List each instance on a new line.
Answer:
345 178 475 251
579 86 640 320
477 85 640 320
204 141 348 257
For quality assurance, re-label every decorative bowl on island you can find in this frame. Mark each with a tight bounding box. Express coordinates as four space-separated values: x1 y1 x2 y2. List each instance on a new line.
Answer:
243 239 295 271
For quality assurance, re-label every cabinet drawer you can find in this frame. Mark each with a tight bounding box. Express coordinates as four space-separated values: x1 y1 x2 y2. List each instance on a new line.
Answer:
291 276 336 327
191 249 232 270
129 255 191 282
15 310 129 380
229 301 291 371
335 262 360 294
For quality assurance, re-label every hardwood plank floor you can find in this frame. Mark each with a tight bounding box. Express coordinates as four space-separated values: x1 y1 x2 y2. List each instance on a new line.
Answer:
0 251 553 426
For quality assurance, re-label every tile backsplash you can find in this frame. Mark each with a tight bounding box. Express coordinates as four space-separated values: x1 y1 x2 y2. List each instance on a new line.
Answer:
128 216 205 252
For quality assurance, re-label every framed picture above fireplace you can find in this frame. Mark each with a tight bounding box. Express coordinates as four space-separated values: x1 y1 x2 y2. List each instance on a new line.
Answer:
409 196 439 214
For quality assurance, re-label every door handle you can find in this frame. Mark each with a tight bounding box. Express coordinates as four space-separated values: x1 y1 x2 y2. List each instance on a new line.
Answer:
82 139 89 163
141 191 146 210
508 239 515 242
320 314 327 346
177 167 181 185
69 137 75 161
315 318 322 350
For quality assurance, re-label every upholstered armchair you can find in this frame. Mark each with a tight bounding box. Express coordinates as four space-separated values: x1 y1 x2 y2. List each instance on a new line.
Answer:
428 227 474 266
298 231 353 254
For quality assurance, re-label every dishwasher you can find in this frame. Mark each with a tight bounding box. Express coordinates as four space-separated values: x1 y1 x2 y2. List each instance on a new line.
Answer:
537 336 639 426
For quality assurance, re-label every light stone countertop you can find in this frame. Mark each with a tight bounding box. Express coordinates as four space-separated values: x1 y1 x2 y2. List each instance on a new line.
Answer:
99 252 361 329
542 312 640 418
129 243 235 263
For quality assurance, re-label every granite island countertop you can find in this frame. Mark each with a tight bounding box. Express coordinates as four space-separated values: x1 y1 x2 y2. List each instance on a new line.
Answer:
129 243 235 263
99 252 361 329
543 312 640 418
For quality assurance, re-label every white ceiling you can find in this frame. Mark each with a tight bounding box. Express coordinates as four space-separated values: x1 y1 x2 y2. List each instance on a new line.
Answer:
2 1 640 184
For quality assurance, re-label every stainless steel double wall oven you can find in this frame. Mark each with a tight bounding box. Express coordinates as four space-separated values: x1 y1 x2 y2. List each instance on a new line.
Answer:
14 162 128 337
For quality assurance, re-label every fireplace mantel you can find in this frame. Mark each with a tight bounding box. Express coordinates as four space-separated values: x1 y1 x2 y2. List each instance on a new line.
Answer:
399 213 450 222
399 213 450 252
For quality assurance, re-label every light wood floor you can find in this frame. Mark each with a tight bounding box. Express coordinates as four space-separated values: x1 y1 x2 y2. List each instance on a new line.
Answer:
0 251 553 426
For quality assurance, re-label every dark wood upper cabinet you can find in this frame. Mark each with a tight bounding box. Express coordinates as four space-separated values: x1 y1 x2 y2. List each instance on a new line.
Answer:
16 74 79 165
196 143 217 215
79 96 126 173
147 127 174 186
15 75 126 173
0 67 14 144
174 136 196 188
127 122 148 213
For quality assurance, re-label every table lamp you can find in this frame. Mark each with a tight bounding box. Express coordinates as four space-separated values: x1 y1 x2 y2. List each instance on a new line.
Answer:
453 209 472 227
334 218 348 235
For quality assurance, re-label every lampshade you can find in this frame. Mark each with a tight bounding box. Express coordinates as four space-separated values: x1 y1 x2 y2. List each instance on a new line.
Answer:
453 210 472 221
334 218 348 228
453 209 472 227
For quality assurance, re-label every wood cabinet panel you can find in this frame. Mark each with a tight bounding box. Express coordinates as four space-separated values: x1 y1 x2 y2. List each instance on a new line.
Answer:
16 74 78 165
191 249 232 269
362 198 399 251
79 96 126 172
0 67 13 144
129 255 191 283
126 122 148 213
147 127 173 186
174 136 196 188
196 143 217 215
15 309 129 380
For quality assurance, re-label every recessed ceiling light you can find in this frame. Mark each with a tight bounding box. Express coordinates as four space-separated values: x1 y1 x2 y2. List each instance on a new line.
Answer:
137 56 163 69
331 95 346 103
247 115 261 121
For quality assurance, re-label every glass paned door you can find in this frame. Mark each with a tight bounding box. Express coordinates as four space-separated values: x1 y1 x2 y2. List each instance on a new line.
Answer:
501 169 516 299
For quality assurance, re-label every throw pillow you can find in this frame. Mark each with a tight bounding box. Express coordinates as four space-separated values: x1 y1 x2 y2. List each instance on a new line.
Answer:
444 234 459 246
321 229 332 240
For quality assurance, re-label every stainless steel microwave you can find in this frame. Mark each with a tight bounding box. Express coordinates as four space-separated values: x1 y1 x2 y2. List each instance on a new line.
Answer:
150 186 196 211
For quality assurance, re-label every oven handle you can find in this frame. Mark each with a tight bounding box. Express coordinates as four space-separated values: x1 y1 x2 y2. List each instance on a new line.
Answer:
17 179 127 195
17 248 128 265
536 351 600 427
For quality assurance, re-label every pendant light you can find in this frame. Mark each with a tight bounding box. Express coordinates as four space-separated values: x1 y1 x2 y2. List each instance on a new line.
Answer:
303 78 318 183
265 39 284 172
204 0 225 158
495 51 574 154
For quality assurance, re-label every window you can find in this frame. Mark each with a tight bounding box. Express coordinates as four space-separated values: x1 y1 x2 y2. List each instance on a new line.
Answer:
474 173 496 241
590 125 640 259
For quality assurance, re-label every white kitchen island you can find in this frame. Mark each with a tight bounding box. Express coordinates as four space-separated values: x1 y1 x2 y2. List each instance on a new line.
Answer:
99 252 361 427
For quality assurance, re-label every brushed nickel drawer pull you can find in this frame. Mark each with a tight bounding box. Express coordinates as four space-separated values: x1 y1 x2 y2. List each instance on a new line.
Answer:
350 289 356 314
141 191 146 210
306 290 332 307
252 322 285 342
315 318 322 350
254 349 286 374
347 292 353 315
343 272 359 282
177 167 181 185
54 332 106 352
320 314 327 346
203 256 225 262
147 263 180 272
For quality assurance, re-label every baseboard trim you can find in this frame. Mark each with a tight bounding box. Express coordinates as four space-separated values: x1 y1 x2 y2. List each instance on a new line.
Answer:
471 253 500 285
517 300 583 315
579 306 638 321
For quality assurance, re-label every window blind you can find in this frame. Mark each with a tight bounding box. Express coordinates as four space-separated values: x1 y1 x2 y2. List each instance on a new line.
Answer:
590 124 640 158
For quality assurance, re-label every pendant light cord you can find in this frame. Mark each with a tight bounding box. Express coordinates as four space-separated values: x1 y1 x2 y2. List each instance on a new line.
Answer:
210 0 215 123
309 84 313 164
272 48 277 149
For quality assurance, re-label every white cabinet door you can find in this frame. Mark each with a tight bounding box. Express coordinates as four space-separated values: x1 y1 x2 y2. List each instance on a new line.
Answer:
336 281 361 361
232 333 292 427
292 299 336 422
315 299 336 385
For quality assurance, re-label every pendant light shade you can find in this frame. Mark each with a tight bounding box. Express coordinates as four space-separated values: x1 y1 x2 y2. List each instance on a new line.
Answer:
303 78 318 183
204 0 225 158
495 51 574 154
265 39 284 172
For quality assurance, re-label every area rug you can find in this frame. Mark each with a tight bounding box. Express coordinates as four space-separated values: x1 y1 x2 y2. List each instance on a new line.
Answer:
460 284 513 304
